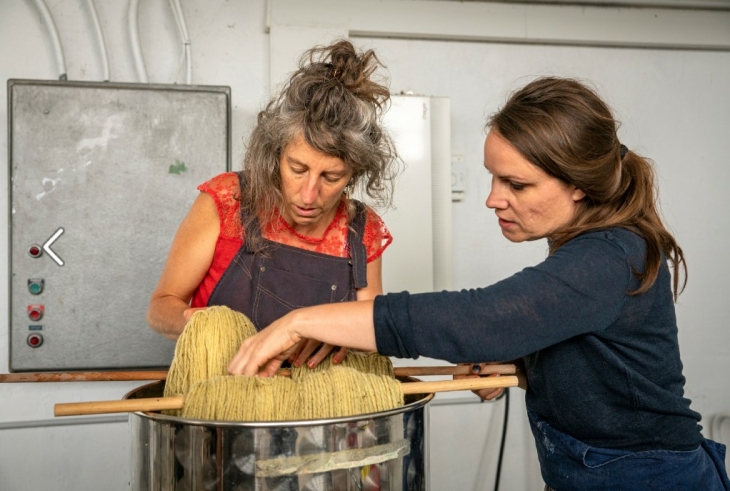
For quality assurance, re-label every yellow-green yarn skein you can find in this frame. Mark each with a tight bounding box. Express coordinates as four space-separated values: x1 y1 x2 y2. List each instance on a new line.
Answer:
181 367 403 422
164 306 257 402
182 375 298 421
297 365 403 419
289 351 394 380
162 306 402 422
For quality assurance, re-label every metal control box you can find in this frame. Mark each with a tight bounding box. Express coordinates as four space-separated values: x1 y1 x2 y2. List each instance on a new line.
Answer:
8 80 231 371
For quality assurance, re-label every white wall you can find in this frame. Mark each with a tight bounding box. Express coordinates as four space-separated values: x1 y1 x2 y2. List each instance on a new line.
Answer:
1 1 729 490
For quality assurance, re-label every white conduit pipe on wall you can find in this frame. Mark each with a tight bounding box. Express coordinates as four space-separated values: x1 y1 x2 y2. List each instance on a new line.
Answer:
128 0 148 83
85 0 110 82
711 414 730 442
0 415 128 431
169 0 192 84
170 0 187 84
31 0 67 80
710 413 730 467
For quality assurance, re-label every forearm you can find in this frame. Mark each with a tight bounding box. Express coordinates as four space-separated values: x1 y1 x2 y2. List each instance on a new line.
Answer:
146 296 190 340
227 299 378 376
289 268 381 368
292 300 377 351
146 191 219 341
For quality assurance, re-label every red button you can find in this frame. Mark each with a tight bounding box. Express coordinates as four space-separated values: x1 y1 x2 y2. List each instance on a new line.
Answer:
27 333 43 348
28 245 43 258
27 305 44 321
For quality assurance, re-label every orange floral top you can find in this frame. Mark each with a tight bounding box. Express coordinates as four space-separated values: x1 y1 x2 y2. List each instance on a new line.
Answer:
191 172 392 307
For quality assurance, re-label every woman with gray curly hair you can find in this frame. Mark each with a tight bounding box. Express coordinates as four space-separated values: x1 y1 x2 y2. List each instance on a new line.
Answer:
147 39 399 368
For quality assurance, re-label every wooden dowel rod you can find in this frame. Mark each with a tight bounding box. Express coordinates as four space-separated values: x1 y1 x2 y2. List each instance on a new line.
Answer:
277 364 516 378
54 397 185 417
53 376 519 417
400 375 519 394
394 364 516 377
4 365 516 383
0 371 169 383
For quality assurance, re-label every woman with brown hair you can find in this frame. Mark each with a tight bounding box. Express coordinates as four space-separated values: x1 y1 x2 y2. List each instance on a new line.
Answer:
147 39 398 368
229 76 730 490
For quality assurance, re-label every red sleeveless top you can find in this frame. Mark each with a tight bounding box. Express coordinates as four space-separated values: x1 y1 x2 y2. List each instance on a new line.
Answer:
191 172 392 307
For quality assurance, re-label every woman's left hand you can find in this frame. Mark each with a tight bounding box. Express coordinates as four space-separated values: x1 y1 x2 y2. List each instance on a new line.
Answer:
228 300 377 376
454 363 506 401
290 340 349 369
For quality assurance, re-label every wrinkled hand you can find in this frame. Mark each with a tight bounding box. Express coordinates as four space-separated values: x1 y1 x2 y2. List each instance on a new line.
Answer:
227 315 303 377
454 363 506 401
290 339 349 369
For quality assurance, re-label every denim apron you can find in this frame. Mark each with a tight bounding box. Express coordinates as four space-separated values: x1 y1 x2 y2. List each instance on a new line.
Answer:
529 409 730 491
207 174 368 330
206 175 369 490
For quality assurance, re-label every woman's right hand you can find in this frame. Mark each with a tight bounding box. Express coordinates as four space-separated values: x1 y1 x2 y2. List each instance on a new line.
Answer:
146 192 220 340
183 307 206 322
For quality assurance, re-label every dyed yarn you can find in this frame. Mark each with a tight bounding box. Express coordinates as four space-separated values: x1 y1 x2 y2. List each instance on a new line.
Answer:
182 375 299 421
290 351 395 380
164 306 257 402
296 365 403 419
181 366 404 422
164 306 402 421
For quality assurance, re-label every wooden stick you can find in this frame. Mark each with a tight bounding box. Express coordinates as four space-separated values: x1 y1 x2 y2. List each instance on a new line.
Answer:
0 371 169 383
276 364 517 377
395 364 516 377
54 396 185 417
4 364 515 383
54 375 519 417
399 375 519 394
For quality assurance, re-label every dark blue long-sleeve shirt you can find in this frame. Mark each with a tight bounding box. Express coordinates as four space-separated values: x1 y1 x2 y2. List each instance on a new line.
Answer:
374 227 703 451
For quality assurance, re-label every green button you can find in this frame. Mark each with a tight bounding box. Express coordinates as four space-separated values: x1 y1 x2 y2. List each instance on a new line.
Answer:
28 279 44 295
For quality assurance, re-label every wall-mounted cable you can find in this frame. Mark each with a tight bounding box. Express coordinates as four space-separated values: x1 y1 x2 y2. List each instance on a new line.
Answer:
31 0 67 80
128 0 148 83
85 0 110 82
493 388 509 491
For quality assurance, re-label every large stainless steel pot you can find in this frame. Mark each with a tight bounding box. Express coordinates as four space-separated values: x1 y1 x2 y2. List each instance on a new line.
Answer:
126 380 433 490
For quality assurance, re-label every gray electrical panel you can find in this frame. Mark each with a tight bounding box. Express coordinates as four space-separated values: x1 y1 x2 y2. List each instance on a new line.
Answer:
8 79 231 371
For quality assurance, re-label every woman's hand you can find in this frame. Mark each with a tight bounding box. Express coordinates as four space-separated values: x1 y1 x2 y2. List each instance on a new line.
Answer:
289 339 349 369
454 363 507 401
183 307 206 322
228 301 377 376
227 311 304 376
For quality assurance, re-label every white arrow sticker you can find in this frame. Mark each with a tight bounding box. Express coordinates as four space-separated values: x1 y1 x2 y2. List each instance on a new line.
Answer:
43 227 65 266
